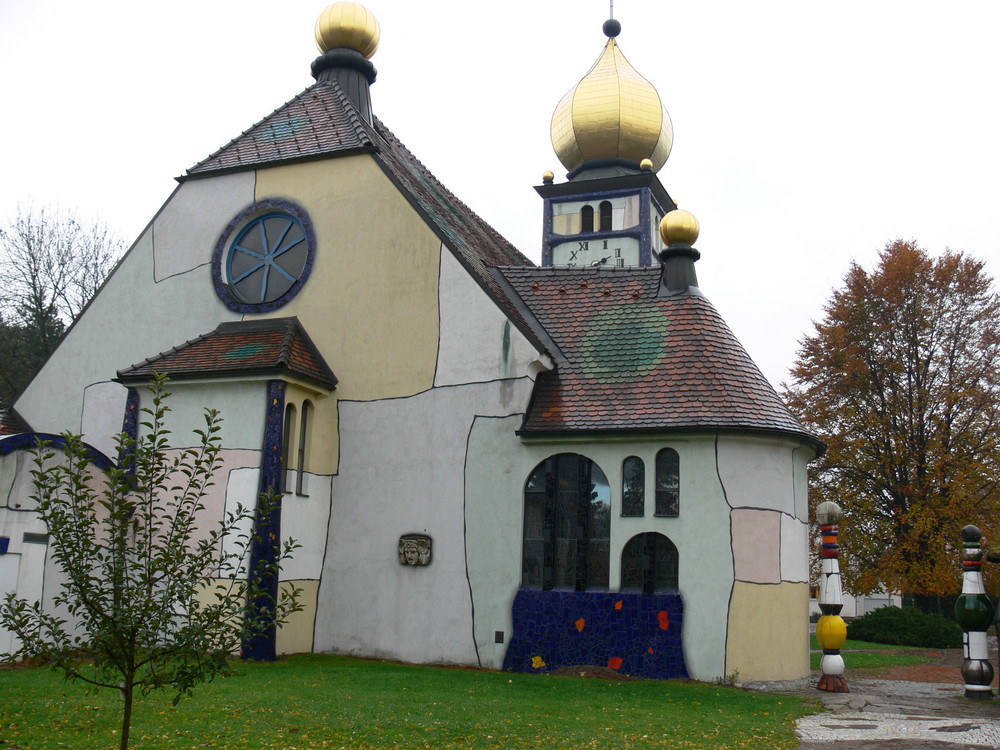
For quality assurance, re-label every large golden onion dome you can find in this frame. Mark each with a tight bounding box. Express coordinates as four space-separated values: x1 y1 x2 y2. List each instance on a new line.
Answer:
315 2 380 59
551 20 672 176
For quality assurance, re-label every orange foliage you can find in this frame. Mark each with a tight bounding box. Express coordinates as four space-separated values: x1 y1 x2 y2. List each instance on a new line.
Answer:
785 240 1000 596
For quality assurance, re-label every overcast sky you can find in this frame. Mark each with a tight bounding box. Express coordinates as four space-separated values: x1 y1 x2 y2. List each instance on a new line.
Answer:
2 0 999 389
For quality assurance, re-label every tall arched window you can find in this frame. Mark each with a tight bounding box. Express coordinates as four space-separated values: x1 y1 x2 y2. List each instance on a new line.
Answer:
621 456 644 516
522 453 610 591
655 448 680 516
295 400 312 495
281 403 297 493
599 201 613 231
621 532 679 593
580 205 595 233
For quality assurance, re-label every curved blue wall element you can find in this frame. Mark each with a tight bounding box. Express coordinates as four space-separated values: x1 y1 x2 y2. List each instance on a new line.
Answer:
0 433 114 470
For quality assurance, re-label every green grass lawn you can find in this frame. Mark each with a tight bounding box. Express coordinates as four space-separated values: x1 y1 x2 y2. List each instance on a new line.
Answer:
1 653 816 749
809 634 937 671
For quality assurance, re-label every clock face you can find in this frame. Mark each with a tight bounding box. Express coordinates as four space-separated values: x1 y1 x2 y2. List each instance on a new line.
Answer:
213 200 316 313
552 237 640 268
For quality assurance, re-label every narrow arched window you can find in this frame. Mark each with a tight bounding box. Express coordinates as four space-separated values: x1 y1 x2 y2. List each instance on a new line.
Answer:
655 448 679 516
621 456 644 517
599 201 613 231
621 532 679 593
521 453 610 591
295 400 312 495
501 321 511 378
281 403 297 493
580 205 595 233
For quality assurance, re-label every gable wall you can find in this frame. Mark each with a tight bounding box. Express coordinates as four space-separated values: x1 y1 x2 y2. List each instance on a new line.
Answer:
15 173 253 437
255 156 441 401
435 249 542 387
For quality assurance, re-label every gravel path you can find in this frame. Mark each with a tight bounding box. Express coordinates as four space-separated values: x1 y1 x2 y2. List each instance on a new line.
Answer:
793 647 1000 749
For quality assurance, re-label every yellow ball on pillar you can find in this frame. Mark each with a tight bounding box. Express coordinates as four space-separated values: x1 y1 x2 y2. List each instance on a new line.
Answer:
816 615 848 651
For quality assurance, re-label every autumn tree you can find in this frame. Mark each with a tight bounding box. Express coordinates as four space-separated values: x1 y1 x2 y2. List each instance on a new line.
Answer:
0 205 124 403
785 240 1000 596
0 376 300 750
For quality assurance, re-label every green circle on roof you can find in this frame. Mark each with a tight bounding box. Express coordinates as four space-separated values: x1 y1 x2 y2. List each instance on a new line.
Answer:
580 304 670 383
225 343 267 360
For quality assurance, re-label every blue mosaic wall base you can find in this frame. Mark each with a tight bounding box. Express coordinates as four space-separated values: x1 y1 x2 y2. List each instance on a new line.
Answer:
503 589 689 680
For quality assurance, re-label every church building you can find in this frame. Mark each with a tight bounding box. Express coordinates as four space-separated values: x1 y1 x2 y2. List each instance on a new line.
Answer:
0 3 821 686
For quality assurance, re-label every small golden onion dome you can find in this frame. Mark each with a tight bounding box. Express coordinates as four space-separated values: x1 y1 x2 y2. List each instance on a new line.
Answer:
640 158 653 172
542 170 555 183
315 2 380 59
660 210 699 246
551 29 673 174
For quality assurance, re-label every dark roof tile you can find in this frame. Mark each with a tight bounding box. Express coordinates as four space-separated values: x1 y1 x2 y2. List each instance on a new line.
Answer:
186 81 374 176
497 266 819 447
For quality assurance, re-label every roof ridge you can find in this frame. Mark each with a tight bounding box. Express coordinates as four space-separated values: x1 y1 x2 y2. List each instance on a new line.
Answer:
277 318 298 368
372 118 531 267
324 79 375 148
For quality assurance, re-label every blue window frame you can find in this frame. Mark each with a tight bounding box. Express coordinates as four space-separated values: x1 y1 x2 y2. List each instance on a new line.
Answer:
212 199 316 313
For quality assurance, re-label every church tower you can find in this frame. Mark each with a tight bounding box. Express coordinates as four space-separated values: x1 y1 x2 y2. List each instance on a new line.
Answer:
540 18 677 267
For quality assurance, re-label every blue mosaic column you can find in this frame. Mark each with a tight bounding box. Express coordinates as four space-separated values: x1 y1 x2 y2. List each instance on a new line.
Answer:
242 380 286 661
117 388 140 471
955 525 995 699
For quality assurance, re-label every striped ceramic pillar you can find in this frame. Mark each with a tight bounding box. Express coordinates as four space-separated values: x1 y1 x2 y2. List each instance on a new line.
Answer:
955 525 995 699
815 501 848 692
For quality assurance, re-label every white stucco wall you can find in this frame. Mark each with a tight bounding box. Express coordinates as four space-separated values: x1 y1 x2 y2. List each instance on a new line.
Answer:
315 377 535 665
462 414 525 668
152 173 256 281
81 381 129 459
15 180 246 435
0 554 20 655
434 248 542 387
781 513 809 583
147 381 267 452
277 475 332 582
716 436 797 515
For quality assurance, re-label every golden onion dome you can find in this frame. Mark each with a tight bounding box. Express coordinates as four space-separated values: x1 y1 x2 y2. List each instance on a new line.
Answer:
315 2 381 59
660 209 699 246
551 22 672 175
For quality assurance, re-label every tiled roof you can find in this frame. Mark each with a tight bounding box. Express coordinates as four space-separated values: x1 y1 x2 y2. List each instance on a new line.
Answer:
370 118 543 351
498 266 820 446
116 318 337 390
186 81 375 176
0 407 29 435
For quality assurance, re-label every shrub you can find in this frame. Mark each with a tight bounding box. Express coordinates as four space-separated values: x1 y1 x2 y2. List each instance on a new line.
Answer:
847 606 963 648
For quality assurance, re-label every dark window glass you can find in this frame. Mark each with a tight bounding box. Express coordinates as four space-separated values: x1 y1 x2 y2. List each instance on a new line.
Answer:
295 400 311 495
226 213 310 304
620 532 679 593
581 205 595 233
599 201 613 231
521 453 610 591
621 456 644 516
655 448 679 517
280 403 296 493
